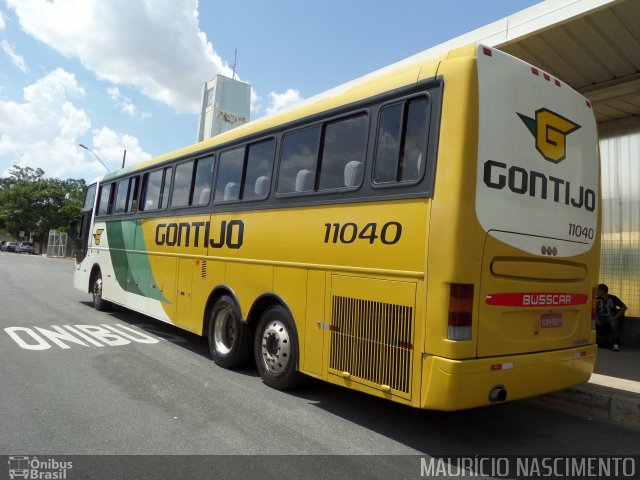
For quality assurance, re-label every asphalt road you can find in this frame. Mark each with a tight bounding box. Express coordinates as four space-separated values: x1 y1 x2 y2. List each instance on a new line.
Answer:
1 252 638 478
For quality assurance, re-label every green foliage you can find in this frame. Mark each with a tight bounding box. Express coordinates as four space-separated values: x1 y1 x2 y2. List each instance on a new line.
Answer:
0 165 86 245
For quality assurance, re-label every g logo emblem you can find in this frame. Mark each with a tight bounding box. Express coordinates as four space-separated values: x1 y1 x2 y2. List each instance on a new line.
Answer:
93 228 104 245
517 109 580 163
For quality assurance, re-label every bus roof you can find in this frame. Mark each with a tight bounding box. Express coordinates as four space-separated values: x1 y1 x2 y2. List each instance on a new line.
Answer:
101 46 456 182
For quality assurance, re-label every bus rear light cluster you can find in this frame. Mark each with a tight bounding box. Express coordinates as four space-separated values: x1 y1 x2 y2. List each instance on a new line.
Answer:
533 58 597 108
448 283 474 341
531 66 562 87
484 48 564 91
531 63 593 109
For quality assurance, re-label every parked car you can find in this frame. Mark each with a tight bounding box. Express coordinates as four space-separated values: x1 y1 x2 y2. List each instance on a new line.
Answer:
2 242 18 252
16 242 36 254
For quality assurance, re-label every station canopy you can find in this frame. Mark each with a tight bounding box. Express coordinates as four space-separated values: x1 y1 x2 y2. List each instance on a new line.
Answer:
495 0 640 125
404 0 640 126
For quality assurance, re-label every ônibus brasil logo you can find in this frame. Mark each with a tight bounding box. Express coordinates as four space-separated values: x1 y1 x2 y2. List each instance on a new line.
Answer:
517 108 580 163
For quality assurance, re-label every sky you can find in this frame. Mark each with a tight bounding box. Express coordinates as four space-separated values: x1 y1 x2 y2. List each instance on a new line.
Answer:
0 0 541 182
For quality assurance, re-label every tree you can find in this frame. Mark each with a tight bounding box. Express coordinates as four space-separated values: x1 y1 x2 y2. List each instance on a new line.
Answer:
0 165 86 253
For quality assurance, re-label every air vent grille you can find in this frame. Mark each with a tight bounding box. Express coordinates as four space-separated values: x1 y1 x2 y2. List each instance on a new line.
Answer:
329 295 413 395
201 259 207 278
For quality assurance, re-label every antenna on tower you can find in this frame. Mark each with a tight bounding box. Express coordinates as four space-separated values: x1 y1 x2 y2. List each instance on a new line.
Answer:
232 49 238 80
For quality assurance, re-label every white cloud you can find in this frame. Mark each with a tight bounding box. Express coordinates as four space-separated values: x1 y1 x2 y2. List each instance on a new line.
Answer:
0 69 150 178
0 10 6 30
106 86 149 118
91 126 151 170
265 89 303 115
5 0 234 114
1 40 28 72
250 88 261 115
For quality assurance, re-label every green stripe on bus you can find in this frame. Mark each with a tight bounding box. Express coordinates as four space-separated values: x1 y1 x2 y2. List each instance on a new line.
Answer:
106 221 169 303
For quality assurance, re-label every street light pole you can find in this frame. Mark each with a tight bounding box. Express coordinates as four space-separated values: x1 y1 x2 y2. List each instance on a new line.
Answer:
79 144 111 172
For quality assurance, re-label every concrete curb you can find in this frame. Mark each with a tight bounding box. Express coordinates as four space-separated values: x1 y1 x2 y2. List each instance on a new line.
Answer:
530 383 640 431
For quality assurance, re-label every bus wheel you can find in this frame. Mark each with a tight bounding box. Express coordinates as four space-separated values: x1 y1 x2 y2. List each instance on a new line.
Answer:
255 305 303 390
92 270 110 311
208 296 252 368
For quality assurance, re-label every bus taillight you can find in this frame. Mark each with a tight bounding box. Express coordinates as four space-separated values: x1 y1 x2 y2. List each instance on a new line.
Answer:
448 284 474 341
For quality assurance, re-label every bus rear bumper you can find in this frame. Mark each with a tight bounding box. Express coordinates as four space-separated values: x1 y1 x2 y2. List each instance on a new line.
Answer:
420 344 597 411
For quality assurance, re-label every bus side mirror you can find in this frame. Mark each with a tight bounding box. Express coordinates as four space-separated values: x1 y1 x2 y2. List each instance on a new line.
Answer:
69 220 78 240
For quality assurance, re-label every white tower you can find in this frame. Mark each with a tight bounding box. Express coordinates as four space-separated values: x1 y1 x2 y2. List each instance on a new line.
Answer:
197 75 251 142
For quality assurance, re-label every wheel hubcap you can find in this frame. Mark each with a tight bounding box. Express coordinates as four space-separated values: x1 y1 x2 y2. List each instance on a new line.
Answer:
214 309 235 355
261 320 290 373
93 278 102 302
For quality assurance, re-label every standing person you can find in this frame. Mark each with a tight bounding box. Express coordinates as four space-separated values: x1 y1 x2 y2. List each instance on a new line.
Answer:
596 283 627 352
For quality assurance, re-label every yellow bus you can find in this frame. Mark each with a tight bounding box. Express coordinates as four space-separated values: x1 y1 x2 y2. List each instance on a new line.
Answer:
72 44 600 410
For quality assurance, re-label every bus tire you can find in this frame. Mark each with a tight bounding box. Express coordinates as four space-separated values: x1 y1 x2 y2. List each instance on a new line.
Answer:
254 305 304 390
92 270 110 311
208 295 252 368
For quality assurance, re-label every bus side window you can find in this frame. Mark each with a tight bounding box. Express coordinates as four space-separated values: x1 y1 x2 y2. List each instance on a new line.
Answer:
159 167 172 209
215 147 244 202
277 126 321 195
243 139 275 200
141 169 163 211
374 97 429 185
114 176 139 214
97 183 114 216
171 161 194 208
83 184 97 211
114 178 129 214
400 99 428 182
192 156 214 206
374 104 402 183
127 176 139 212
318 114 368 191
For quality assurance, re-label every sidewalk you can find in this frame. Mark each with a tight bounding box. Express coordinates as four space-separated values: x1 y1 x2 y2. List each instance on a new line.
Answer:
531 347 640 430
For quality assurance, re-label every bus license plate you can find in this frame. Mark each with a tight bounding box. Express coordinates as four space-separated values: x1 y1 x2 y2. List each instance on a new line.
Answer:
541 313 562 328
